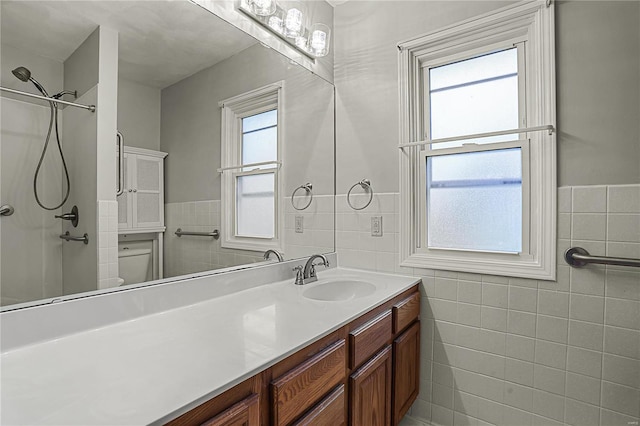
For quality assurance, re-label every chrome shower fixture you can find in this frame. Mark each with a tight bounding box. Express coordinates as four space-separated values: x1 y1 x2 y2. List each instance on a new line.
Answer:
12 66 49 97
12 65 72 211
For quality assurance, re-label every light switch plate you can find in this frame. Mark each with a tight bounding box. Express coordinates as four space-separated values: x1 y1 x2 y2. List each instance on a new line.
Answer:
371 216 383 237
295 216 304 233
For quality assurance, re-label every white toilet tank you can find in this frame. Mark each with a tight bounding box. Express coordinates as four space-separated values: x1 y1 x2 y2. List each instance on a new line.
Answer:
118 248 152 285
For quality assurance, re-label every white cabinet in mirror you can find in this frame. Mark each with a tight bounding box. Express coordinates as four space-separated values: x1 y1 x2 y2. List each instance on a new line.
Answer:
0 0 335 309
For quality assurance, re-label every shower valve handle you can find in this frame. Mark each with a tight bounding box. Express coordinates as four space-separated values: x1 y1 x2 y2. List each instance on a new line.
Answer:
55 205 79 227
55 213 75 220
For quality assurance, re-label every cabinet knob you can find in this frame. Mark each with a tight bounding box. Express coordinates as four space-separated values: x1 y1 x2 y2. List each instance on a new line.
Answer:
133 189 137 193
128 189 132 192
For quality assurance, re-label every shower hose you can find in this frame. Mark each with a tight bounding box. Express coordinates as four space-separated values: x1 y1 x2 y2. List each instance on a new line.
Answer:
34 99 71 211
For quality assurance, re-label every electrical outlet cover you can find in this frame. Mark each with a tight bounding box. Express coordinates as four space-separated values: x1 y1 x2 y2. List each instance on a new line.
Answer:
371 216 383 237
295 216 304 233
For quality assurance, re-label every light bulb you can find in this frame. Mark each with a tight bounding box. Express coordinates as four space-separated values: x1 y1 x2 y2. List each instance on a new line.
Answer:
250 0 275 16
308 23 330 57
268 16 284 34
294 35 307 49
284 2 305 38
310 31 326 51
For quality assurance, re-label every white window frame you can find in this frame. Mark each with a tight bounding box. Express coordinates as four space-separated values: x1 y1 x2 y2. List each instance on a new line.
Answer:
219 81 284 252
398 1 556 280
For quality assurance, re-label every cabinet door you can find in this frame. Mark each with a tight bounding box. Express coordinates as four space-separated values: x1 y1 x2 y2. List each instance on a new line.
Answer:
349 346 392 426
201 394 259 426
132 154 163 228
117 153 134 230
392 321 420 426
292 385 345 426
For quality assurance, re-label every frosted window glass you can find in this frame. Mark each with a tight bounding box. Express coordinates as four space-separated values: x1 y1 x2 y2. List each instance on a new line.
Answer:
429 48 519 148
426 148 522 252
430 49 517 90
242 109 277 133
236 173 275 238
242 127 277 166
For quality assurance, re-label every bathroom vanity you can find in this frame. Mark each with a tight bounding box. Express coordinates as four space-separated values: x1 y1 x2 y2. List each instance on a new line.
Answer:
0 265 421 425
167 284 420 426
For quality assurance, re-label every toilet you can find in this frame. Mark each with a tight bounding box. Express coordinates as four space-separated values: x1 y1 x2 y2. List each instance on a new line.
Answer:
118 248 152 285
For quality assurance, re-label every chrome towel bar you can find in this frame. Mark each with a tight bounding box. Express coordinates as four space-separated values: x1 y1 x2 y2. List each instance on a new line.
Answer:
175 228 220 239
565 247 640 268
59 231 89 244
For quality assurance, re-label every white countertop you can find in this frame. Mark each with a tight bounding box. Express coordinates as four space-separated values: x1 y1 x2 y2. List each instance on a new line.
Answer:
1 268 419 425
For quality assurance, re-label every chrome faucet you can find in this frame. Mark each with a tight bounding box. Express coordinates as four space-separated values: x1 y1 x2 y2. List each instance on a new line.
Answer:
263 249 283 262
293 254 330 285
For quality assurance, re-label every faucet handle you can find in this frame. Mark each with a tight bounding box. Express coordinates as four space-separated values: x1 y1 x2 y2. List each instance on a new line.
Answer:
292 266 304 285
309 259 329 278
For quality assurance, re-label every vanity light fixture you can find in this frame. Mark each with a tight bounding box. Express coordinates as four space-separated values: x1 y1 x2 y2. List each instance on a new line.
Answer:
240 0 331 59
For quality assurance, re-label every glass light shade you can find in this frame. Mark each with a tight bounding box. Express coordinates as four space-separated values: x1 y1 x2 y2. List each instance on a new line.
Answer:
268 13 284 34
308 23 330 57
284 1 305 38
249 0 276 16
294 34 308 50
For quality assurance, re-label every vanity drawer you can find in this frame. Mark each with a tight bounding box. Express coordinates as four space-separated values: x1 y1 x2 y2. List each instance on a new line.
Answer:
271 339 346 426
292 384 345 426
200 393 259 426
392 292 420 334
349 310 392 369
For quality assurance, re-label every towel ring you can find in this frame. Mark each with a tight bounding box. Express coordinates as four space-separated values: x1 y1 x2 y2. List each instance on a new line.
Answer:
291 183 313 210
347 179 373 210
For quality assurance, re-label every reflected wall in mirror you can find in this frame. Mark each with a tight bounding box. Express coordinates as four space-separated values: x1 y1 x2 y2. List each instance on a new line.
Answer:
0 0 335 309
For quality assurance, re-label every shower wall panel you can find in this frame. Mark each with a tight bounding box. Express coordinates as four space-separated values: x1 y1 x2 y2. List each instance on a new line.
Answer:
61 87 98 296
0 98 63 306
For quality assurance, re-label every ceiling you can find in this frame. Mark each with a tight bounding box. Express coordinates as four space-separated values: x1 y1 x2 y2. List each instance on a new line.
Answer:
1 1 258 88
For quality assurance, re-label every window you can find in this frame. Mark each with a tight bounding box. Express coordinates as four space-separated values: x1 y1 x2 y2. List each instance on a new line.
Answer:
398 1 556 280
220 82 284 252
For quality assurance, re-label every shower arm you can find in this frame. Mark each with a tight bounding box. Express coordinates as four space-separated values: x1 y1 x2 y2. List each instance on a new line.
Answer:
0 86 95 112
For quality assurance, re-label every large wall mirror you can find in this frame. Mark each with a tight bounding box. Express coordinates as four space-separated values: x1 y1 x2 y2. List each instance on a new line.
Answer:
0 0 335 309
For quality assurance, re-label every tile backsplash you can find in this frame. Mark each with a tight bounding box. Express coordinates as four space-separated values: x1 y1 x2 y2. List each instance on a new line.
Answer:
98 200 119 289
164 200 263 277
337 184 640 426
164 195 334 277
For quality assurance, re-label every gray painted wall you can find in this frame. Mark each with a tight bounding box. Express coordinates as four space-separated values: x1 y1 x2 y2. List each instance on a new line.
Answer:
334 0 640 192
64 28 99 100
0 43 63 107
160 43 334 203
556 0 640 186
117 78 161 151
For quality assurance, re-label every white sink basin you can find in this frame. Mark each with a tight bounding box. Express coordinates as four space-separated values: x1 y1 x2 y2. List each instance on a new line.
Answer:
303 280 376 301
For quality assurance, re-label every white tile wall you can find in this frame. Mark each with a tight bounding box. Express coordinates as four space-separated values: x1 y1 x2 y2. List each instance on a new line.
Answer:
165 196 335 278
338 185 640 426
285 194 335 258
97 200 119 289
164 200 262 277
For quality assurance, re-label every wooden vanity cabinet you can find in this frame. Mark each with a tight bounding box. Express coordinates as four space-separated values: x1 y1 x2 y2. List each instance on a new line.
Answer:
292 384 345 426
350 346 393 426
392 321 420 425
165 285 420 426
166 375 262 426
201 394 260 426
270 339 346 426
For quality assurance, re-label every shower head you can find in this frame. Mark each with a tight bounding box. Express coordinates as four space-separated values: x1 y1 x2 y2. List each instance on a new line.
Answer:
12 66 49 97
12 66 31 82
